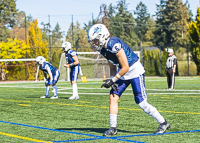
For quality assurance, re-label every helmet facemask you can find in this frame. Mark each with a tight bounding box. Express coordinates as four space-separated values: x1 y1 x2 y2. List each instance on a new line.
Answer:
87 24 110 51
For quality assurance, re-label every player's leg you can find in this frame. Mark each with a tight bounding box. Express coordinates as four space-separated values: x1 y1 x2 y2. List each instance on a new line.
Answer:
50 70 60 99
40 78 50 98
166 70 171 89
131 74 170 133
68 66 79 100
103 80 130 136
168 69 173 90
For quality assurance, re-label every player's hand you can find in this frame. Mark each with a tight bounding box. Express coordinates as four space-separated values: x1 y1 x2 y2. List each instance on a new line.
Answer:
49 81 53 85
45 81 49 86
101 79 118 92
64 64 70 68
52 80 56 86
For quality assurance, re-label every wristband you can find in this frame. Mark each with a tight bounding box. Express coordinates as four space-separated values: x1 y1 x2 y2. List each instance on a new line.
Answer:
116 73 121 79
70 63 75 67
112 73 121 82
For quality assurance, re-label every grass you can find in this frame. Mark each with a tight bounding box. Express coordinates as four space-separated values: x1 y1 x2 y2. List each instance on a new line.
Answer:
0 76 200 143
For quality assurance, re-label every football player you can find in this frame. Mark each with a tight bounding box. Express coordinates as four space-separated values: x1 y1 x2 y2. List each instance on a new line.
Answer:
62 42 80 100
35 56 60 99
87 24 170 136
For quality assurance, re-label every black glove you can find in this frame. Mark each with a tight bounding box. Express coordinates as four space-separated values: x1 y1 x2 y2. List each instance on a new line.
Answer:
101 79 118 92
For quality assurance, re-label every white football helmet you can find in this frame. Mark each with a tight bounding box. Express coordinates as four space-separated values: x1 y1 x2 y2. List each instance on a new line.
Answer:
87 24 110 50
62 42 71 52
36 56 46 65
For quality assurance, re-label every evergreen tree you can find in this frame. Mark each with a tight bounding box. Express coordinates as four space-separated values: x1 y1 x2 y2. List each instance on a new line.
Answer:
0 0 17 41
52 23 63 47
186 0 193 22
155 0 190 46
41 22 50 43
109 0 137 46
134 2 150 47
143 17 156 46
66 22 90 51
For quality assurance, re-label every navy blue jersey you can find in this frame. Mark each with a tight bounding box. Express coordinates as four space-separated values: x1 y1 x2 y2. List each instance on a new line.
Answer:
100 37 139 69
39 62 58 75
65 50 80 67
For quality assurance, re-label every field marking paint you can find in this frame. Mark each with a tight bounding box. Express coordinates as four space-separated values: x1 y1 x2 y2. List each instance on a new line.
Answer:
0 121 147 143
0 131 51 142
1 120 200 143
78 101 92 103
160 97 175 99
2 85 200 92
48 138 146 143
18 104 30 106
0 99 200 115
0 120 101 138
113 129 200 138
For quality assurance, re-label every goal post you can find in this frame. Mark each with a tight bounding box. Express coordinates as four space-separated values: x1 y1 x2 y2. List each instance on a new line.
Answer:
0 58 38 81
58 51 141 81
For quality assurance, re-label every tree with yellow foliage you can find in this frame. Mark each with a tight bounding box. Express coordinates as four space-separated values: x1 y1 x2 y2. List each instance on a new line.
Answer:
188 7 200 74
27 19 49 59
0 38 30 80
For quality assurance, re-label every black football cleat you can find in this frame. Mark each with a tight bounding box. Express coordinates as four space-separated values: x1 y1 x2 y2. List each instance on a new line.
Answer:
103 127 117 136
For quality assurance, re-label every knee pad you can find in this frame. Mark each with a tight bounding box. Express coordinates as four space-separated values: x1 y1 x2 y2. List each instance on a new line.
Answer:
138 100 156 116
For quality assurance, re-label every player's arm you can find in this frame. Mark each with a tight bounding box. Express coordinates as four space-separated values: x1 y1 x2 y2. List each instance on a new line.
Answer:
45 65 53 82
108 60 116 77
71 55 79 67
43 72 48 80
112 48 129 81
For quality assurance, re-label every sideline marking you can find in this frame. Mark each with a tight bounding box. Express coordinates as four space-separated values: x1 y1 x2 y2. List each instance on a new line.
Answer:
0 99 200 115
0 131 51 142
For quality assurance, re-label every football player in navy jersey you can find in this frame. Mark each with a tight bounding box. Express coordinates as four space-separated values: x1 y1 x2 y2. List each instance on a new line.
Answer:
62 42 80 100
87 24 170 136
36 56 60 99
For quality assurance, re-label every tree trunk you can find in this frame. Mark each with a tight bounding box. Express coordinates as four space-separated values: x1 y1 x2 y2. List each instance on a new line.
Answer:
1 68 6 81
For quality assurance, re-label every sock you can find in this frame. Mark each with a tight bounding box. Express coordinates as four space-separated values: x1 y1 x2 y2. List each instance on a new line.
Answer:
109 114 117 128
72 83 78 97
45 86 50 96
138 100 165 124
53 85 57 97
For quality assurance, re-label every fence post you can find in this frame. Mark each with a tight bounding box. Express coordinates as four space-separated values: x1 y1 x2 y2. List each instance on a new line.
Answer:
187 45 190 76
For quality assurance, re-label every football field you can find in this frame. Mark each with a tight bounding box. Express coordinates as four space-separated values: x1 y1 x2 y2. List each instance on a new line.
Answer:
0 76 200 143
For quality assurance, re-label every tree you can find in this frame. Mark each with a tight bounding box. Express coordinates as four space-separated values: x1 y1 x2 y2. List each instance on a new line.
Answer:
154 0 190 46
134 1 150 47
109 0 137 46
52 23 63 47
28 19 49 59
188 7 200 74
186 0 193 22
66 21 90 51
8 11 33 41
84 19 97 33
0 38 30 80
143 17 156 46
0 0 17 41
41 22 50 43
